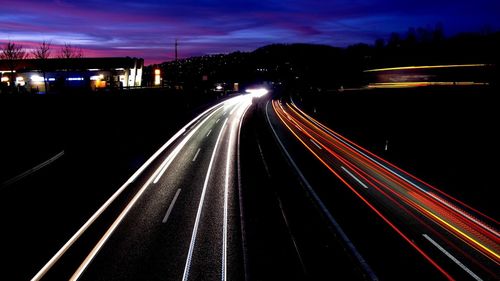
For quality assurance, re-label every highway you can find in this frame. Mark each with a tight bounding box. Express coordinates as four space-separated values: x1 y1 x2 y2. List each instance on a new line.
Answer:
30 92 264 281
12 89 497 280
266 98 499 281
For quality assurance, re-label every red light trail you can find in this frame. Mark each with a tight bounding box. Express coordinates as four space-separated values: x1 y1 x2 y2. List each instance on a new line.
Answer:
272 99 499 280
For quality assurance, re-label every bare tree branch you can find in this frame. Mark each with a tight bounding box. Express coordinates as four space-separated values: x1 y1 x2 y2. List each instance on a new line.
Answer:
32 41 52 93
58 43 83 59
32 41 51 60
1 41 28 61
1 41 28 89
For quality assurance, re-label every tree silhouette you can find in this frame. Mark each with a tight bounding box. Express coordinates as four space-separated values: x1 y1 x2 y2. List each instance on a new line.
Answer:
32 41 52 93
1 41 28 90
58 43 83 59
58 43 83 89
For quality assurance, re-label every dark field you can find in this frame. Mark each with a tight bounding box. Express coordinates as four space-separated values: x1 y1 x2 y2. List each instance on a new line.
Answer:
0 90 217 185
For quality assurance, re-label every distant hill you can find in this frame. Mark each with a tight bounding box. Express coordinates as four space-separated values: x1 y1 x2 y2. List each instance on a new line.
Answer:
157 43 358 89
153 31 499 89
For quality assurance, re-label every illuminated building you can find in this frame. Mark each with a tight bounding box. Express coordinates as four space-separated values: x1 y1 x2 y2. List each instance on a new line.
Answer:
0 57 143 93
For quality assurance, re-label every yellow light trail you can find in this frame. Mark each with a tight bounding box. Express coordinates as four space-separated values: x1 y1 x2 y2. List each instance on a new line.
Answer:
364 64 488 72
274 98 500 273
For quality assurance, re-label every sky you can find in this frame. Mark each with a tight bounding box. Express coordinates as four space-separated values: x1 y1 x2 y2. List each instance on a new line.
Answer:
1 0 499 65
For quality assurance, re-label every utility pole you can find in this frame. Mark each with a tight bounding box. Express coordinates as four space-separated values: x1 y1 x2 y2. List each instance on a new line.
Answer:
174 39 178 87
175 39 178 62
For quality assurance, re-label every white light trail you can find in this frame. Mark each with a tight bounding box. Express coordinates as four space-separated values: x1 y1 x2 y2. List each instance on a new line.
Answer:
265 101 378 281
72 109 229 280
31 100 225 281
289 100 429 194
245 88 268 97
427 192 499 238
153 108 222 184
223 121 237 281
229 103 240 115
70 158 182 280
182 118 229 281
290 99 498 238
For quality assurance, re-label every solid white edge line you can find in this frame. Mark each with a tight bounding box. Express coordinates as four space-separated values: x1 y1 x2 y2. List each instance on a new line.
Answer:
163 189 182 223
265 100 379 281
30 101 225 281
341 166 369 189
182 118 229 281
192 148 201 162
422 234 483 281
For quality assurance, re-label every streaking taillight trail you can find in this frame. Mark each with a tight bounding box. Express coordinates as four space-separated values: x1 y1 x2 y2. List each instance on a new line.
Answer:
272 99 499 281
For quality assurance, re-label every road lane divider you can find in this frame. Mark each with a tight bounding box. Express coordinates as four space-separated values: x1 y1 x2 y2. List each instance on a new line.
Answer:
423 234 483 281
192 148 201 162
289 100 430 195
341 166 369 189
309 138 322 150
163 189 182 224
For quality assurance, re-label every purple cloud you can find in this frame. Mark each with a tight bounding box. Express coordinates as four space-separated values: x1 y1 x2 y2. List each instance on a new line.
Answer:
1 0 499 64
